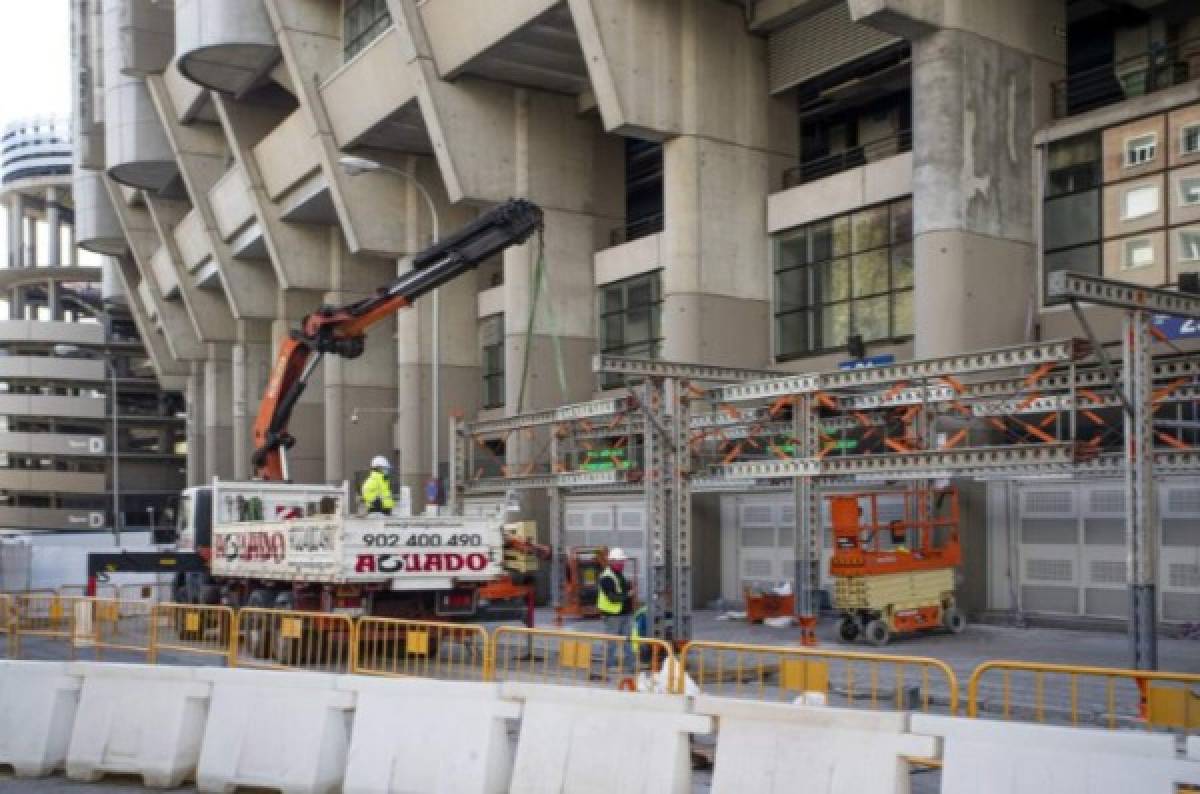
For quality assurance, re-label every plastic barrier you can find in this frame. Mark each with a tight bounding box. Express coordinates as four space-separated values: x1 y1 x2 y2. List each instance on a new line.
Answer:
85 599 155 661
914 713 1200 793
195 668 354 794
354 616 490 682
64 662 211 787
0 660 84 777
340 676 519 793
235 607 354 672
503 681 712 794
677 640 959 714
151 603 235 666
696 695 938 794
490 626 676 689
11 593 81 659
968 660 1200 732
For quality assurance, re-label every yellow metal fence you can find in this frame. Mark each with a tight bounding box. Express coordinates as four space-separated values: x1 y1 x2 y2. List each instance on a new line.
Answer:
234 608 355 673
490 626 675 689
355 617 490 680
968 660 1200 733
152 603 235 666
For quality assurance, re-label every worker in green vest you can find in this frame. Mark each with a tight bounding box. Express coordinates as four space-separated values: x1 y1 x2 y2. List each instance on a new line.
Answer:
597 547 634 672
361 455 396 516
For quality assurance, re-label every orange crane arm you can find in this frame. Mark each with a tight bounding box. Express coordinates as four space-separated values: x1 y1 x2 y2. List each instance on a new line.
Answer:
252 198 543 480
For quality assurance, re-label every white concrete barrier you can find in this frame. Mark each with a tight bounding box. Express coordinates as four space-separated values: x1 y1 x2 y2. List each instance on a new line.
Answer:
913 714 1200 794
0 660 83 777
195 668 355 794
502 682 711 794
694 696 937 794
338 676 519 794
65 662 211 788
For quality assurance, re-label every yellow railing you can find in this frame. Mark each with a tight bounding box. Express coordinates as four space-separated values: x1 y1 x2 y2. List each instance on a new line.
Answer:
489 626 675 689
150 603 235 666
0 594 13 657
82 598 156 660
354 617 490 681
10 593 82 659
967 660 1200 732
234 607 355 673
676 640 960 715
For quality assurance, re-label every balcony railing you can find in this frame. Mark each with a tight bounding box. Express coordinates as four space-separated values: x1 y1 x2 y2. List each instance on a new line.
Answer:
782 129 912 190
1053 37 1200 119
608 212 665 247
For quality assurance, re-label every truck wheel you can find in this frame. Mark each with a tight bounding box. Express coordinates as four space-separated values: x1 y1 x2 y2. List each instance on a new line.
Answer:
836 616 860 643
245 590 275 660
942 606 967 634
864 619 891 647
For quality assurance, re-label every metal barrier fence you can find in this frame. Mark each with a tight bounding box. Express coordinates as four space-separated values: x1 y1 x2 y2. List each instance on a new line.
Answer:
968 660 1200 733
677 640 960 715
490 626 676 689
84 598 156 661
0 593 12 657
10 593 82 659
354 617 490 681
151 603 235 666
234 608 355 673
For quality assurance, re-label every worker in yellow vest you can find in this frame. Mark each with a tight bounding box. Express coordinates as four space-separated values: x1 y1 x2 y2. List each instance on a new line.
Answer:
597 547 634 672
361 455 396 516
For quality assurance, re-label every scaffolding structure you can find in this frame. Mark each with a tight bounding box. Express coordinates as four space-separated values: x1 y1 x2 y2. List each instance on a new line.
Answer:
449 273 1200 668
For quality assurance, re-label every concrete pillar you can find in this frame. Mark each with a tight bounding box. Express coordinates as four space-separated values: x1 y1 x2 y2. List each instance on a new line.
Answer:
7 195 23 319
25 215 37 268
185 363 206 486
232 320 272 481
47 186 63 320
203 344 235 481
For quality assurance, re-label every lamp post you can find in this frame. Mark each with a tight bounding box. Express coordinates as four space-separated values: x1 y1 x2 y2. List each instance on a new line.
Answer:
339 156 443 508
54 343 119 545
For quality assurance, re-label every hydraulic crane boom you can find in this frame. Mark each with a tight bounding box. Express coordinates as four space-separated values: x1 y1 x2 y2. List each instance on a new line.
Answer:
252 198 543 480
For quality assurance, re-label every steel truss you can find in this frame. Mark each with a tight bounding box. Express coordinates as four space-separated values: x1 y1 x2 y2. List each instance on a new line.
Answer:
452 274 1199 660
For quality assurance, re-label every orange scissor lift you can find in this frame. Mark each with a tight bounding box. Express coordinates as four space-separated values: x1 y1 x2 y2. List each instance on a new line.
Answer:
829 485 965 646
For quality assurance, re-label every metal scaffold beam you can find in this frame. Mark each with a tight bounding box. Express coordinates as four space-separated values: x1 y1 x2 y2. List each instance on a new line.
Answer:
1047 271 1200 318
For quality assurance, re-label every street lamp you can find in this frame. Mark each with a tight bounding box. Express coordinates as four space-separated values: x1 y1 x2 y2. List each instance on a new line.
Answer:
338 155 444 510
54 343 120 545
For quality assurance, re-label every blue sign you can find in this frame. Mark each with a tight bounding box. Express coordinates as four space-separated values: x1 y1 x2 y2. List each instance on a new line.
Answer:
1152 314 1200 341
838 354 896 370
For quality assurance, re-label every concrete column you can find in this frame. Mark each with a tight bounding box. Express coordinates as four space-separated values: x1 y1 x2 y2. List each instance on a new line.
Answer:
185 363 206 486
7 195 23 318
47 186 63 320
203 344 235 481
232 320 272 481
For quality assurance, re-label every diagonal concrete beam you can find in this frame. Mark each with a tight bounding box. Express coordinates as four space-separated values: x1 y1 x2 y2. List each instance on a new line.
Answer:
108 253 189 388
145 71 278 319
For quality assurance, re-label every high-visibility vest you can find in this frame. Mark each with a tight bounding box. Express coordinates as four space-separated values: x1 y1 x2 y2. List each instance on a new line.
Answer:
596 567 625 615
361 470 395 512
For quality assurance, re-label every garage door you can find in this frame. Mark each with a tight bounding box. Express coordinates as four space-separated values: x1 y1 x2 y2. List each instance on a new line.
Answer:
563 498 647 596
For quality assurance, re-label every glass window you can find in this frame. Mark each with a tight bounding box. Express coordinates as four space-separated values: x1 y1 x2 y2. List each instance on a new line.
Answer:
772 197 913 359
479 315 504 410
1121 185 1159 219
1182 124 1200 156
1125 134 1157 167
1123 238 1154 270
1180 176 1200 206
1179 229 1200 262
343 0 392 61
598 271 663 388
1046 134 1101 198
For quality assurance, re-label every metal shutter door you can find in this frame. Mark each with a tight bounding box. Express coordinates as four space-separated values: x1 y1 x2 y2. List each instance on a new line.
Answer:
1161 484 1200 622
768 3 899 95
1018 486 1081 616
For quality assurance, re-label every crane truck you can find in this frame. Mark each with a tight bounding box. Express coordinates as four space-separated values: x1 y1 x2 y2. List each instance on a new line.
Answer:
87 199 549 648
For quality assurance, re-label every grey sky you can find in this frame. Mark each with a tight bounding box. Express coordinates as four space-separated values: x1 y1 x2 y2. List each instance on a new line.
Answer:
0 0 72 124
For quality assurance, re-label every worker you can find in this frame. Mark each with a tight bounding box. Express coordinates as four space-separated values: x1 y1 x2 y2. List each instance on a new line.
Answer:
361 455 395 516
597 547 635 672
631 604 649 666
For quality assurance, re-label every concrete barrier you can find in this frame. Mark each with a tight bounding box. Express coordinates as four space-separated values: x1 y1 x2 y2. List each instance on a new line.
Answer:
65 663 211 788
339 677 519 794
195 668 355 794
502 682 711 794
0 660 83 777
913 714 1200 794
694 695 937 794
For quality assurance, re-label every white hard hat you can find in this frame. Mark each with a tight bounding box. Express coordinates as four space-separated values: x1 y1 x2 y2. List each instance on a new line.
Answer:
607 547 627 561
371 455 390 469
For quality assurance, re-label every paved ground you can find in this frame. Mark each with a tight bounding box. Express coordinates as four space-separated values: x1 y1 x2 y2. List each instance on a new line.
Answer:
3 611 1195 793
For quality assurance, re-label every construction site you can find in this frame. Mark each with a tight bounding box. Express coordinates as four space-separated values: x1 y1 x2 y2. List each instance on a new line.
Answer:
2 0 1200 792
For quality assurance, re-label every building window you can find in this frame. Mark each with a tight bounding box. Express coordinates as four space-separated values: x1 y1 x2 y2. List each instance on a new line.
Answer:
773 197 912 359
479 315 505 410
343 0 392 61
1180 176 1200 206
598 271 662 389
1042 134 1102 305
1124 134 1157 167
1123 238 1154 270
1182 125 1200 156
1121 185 1159 220
1179 229 1200 262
